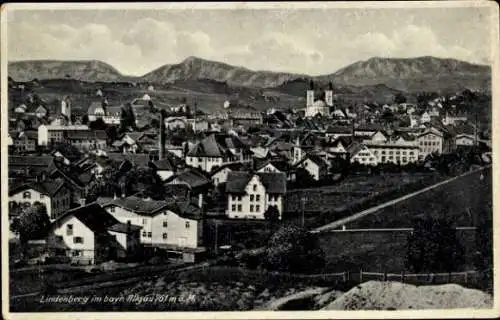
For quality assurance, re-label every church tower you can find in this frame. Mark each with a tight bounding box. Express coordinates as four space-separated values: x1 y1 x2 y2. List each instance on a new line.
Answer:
306 80 315 108
61 96 72 125
325 82 334 107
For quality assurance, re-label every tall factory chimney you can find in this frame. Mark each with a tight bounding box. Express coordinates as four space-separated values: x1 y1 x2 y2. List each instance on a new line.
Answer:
159 109 167 160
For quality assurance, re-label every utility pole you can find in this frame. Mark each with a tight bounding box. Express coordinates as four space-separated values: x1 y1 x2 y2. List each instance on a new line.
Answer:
214 220 219 255
300 193 306 228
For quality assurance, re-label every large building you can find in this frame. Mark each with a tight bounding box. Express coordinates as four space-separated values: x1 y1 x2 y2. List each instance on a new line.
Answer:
225 171 286 220
38 124 90 146
363 140 420 165
305 81 332 117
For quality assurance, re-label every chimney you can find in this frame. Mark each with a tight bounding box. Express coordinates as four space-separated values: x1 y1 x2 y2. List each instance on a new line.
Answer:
159 110 166 160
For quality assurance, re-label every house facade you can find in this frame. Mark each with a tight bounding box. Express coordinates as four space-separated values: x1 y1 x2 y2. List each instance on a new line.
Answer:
363 141 419 165
225 172 286 220
417 128 444 160
8 178 72 221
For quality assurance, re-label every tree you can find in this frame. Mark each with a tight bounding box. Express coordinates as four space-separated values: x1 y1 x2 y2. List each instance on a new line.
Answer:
294 167 316 187
264 224 325 273
52 142 82 160
393 93 407 104
264 205 280 229
105 125 118 146
89 118 107 131
10 203 51 256
82 114 89 125
406 217 465 273
120 103 136 131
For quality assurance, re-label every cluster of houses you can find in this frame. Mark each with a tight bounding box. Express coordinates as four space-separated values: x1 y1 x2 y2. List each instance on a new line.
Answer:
7 83 488 266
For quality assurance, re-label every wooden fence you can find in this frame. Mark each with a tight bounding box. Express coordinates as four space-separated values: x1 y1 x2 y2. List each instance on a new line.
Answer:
179 265 481 288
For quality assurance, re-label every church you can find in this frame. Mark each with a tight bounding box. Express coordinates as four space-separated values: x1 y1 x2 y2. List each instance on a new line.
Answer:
305 80 333 118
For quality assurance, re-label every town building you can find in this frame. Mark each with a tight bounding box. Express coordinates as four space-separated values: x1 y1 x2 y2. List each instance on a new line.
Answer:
417 127 445 160
67 130 107 151
363 140 420 165
47 203 142 264
37 124 90 146
294 153 329 180
225 172 286 219
8 178 72 221
103 196 205 262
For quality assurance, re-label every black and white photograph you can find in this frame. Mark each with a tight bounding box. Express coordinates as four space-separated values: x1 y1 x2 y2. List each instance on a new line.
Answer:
1 1 498 318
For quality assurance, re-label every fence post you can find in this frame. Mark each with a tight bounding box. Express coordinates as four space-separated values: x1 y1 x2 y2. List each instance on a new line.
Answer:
384 270 388 282
401 270 405 282
464 272 468 284
360 269 363 283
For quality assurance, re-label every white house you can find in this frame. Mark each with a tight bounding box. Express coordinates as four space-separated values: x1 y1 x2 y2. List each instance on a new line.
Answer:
37 124 90 146
363 140 420 165
185 134 238 172
8 178 72 221
417 127 444 160
455 134 475 147
103 196 204 262
420 111 431 123
294 154 329 181
47 203 141 264
225 172 286 220
348 144 378 166
210 163 244 186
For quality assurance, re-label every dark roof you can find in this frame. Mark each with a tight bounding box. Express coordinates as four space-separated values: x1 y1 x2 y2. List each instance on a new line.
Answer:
355 124 383 132
152 156 176 171
174 201 203 220
296 153 328 169
53 203 121 234
209 162 245 176
169 169 211 189
105 195 172 216
187 134 232 157
107 153 152 168
9 155 54 168
67 130 107 141
226 171 286 194
8 178 66 197
107 222 142 234
326 125 353 134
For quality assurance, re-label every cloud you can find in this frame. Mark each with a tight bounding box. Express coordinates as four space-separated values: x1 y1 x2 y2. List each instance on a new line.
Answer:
8 16 489 77
345 24 487 65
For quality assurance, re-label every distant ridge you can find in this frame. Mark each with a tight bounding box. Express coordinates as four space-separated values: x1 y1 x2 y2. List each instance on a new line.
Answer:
8 56 491 93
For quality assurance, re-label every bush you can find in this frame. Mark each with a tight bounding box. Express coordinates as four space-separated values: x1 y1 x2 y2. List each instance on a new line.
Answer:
264 225 325 273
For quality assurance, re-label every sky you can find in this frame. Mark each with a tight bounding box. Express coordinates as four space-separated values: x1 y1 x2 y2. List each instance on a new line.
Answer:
6 4 496 76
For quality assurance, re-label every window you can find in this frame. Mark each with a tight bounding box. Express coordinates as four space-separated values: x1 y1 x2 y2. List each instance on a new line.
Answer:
250 205 254 212
72 250 82 257
232 195 236 201
250 195 254 201
142 219 147 225
237 196 242 201
67 224 73 236
142 231 147 237
198 158 202 162
253 184 257 191
185 221 190 229
127 220 131 225
147 232 152 238
110 206 115 213
73 236 83 244
256 205 260 212
237 204 242 212
23 191 31 199
163 233 168 239
232 204 236 211
163 221 168 228
256 195 261 201
40 194 45 199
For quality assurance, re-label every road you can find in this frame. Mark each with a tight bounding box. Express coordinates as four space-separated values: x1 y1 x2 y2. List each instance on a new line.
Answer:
311 166 489 233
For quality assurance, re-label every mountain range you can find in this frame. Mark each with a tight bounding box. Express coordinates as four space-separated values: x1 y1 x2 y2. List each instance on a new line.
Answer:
8 56 491 94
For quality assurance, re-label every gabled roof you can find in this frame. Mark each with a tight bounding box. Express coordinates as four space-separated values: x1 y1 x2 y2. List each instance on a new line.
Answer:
296 153 328 169
9 155 54 168
187 134 231 157
105 195 172 216
209 162 245 176
326 125 353 134
53 202 139 234
169 169 211 189
8 178 66 197
152 156 177 171
226 171 286 194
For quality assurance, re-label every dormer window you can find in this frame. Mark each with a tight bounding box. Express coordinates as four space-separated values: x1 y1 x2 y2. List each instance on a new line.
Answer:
23 191 31 199
253 184 257 191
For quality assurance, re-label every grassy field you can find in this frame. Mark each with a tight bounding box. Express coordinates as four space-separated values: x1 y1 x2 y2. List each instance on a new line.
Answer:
318 229 477 273
346 168 492 229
